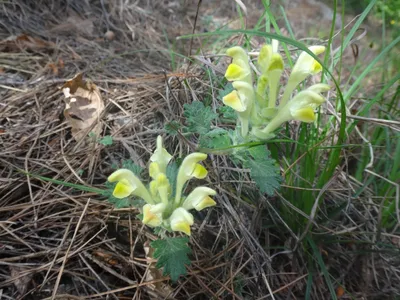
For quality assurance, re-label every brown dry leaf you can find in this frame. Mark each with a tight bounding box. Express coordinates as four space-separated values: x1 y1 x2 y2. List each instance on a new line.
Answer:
10 266 33 296
144 241 173 299
62 73 104 141
0 34 55 52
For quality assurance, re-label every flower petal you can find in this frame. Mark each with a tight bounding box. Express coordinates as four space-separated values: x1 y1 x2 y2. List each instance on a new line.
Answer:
143 203 166 227
108 168 154 204
192 164 208 179
291 45 325 78
178 153 207 181
291 107 316 122
169 208 194 236
226 46 248 63
113 179 135 198
183 187 217 211
223 90 246 112
225 63 248 81
258 44 273 72
150 136 172 174
175 152 208 204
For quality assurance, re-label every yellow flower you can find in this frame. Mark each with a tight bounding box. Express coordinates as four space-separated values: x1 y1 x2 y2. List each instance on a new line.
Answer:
169 208 194 236
225 63 249 81
175 153 208 204
150 136 172 174
143 203 167 227
182 187 217 211
222 81 254 136
153 173 171 205
223 90 246 112
252 84 330 139
280 46 326 107
224 47 252 84
108 169 154 204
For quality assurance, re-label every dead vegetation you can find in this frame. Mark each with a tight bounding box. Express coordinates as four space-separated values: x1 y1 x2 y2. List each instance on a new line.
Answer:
0 0 399 299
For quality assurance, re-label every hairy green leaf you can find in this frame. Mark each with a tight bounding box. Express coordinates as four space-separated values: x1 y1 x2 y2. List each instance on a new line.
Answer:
183 101 217 134
199 128 232 149
99 135 113 146
151 237 191 282
122 159 143 176
218 106 236 120
164 120 182 136
244 145 281 196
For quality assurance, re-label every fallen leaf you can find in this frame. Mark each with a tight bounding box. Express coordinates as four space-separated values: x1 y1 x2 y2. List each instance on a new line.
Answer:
48 62 58 75
10 266 32 296
62 73 104 141
0 34 54 52
144 241 173 299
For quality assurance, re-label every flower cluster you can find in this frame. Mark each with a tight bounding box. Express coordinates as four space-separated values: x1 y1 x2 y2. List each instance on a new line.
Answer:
108 136 216 236
223 42 330 140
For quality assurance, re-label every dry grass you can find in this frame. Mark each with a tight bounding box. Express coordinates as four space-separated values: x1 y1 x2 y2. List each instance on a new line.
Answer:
1 0 400 299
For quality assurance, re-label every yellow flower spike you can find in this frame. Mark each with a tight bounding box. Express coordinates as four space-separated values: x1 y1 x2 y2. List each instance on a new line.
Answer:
225 63 248 81
150 136 172 174
280 45 326 107
175 153 208 204
182 187 217 211
169 208 194 236
223 90 246 112
252 84 329 140
108 169 154 204
143 203 167 227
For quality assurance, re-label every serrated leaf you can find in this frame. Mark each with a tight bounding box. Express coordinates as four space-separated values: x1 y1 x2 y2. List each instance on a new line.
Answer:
122 159 143 176
164 120 182 136
244 146 281 196
151 237 191 282
183 101 217 134
99 135 113 145
218 82 234 99
199 128 232 149
218 106 236 120
166 161 178 198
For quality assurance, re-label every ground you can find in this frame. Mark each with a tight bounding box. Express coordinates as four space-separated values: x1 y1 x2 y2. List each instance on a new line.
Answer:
1 0 399 299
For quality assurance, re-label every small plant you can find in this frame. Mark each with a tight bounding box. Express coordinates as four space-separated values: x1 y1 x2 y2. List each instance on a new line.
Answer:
222 42 329 140
108 136 216 236
107 136 217 280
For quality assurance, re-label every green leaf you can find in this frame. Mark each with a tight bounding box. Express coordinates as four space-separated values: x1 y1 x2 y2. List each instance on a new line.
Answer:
151 237 192 282
218 82 234 99
244 145 281 196
164 120 182 136
166 161 178 198
199 128 232 149
183 101 217 134
99 135 113 146
122 159 143 176
218 106 236 120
